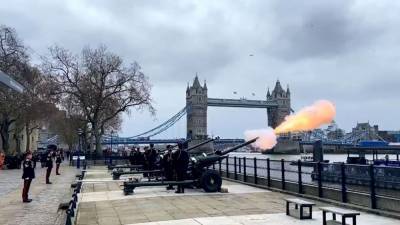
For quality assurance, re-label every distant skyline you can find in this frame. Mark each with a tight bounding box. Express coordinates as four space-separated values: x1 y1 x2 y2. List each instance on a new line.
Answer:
1 0 399 138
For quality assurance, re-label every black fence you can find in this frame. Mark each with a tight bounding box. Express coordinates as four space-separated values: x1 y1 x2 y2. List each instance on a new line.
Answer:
65 170 85 225
214 156 400 213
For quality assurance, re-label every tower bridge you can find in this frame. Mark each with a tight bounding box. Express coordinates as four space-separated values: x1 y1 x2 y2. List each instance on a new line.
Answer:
103 76 291 148
186 76 291 146
102 76 374 148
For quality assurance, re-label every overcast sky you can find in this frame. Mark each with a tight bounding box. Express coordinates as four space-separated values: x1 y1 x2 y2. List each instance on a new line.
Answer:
1 0 399 138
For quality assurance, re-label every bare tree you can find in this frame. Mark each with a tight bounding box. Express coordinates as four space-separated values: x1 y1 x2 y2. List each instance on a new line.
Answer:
0 25 28 153
45 45 153 154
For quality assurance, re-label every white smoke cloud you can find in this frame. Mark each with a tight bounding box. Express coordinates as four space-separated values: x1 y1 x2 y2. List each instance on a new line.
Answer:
244 128 277 150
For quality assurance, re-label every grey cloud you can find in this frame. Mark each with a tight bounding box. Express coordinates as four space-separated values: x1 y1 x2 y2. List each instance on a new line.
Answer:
267 0 382 61
1 0 400 137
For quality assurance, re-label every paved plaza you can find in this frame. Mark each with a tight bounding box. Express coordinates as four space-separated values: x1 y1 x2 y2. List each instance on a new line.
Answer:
76 167 400 225
0 164 78 225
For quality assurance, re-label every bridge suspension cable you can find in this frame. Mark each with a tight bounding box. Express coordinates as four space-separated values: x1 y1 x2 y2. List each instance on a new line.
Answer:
103 106 187 139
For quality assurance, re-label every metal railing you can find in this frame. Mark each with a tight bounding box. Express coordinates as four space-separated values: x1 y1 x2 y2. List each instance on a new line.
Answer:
66 170 86 225
217 156 400 213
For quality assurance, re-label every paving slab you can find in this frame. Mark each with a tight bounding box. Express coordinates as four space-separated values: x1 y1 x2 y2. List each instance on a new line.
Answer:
128 211 400 225
76 166 400 225
0 164 79 225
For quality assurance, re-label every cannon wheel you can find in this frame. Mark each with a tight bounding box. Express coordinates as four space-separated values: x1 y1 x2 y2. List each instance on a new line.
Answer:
200 170 222 192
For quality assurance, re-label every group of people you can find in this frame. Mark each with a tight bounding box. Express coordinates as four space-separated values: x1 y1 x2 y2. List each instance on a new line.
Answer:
21 145 64 203
126 143 190 193
162 142 189 193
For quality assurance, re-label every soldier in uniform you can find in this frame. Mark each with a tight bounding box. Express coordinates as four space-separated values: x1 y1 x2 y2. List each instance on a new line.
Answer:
55 150 62 175
162 145 174 190
45 145 56 184
148 144 157 170
22 151 35 203
173 142 189 193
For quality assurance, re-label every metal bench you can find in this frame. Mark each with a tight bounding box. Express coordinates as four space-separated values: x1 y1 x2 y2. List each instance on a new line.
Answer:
285 198 316 219
320 207 360 225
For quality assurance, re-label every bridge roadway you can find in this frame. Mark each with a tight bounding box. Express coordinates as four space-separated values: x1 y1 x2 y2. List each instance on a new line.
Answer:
207 97 278 108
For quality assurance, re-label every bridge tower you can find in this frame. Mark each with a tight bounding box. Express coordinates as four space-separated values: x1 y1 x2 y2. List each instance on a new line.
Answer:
267 80 291 128
186 76 208 143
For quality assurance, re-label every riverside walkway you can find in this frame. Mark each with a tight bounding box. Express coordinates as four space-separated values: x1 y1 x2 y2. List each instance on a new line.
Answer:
76 166 400 225
0 164 78 225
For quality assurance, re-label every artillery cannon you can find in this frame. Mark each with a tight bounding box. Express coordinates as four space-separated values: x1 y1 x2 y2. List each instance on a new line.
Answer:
112 139 214 180
123 137 258 195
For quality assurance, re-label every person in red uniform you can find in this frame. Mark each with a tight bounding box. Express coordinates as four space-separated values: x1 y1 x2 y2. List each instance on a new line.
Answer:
22 151 35 203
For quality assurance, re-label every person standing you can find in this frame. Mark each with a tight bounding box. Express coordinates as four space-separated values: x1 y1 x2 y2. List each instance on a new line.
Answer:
22 152 35 203
162 145 175 190
55 150 62 175
173 142 189 194
45 150 54 184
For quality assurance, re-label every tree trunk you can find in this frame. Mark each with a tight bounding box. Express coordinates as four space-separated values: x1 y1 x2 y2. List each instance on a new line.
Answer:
25 122 30 152
91 122 102 155
15 134 21 154
0 120 12 154
95 132 102 154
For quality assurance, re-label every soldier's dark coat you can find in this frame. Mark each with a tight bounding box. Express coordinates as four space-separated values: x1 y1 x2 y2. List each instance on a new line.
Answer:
22 159 35 179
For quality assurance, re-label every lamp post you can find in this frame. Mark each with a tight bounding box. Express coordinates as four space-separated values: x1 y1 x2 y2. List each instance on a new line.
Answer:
109 130 114 165
77 128 83 169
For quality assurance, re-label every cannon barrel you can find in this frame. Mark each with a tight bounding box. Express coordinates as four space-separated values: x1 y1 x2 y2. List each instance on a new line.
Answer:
186 138 214 152
192 137 258 168
219 137 258 155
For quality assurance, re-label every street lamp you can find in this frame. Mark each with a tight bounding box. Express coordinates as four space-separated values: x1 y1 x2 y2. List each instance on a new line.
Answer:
77 128 83 169
109 130 114 165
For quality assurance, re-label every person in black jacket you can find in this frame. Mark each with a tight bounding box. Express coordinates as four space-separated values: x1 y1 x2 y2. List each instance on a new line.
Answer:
162 145 175 190
45 151 54 184
173 142 189 193
22 152 35 203
55 150 62 175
